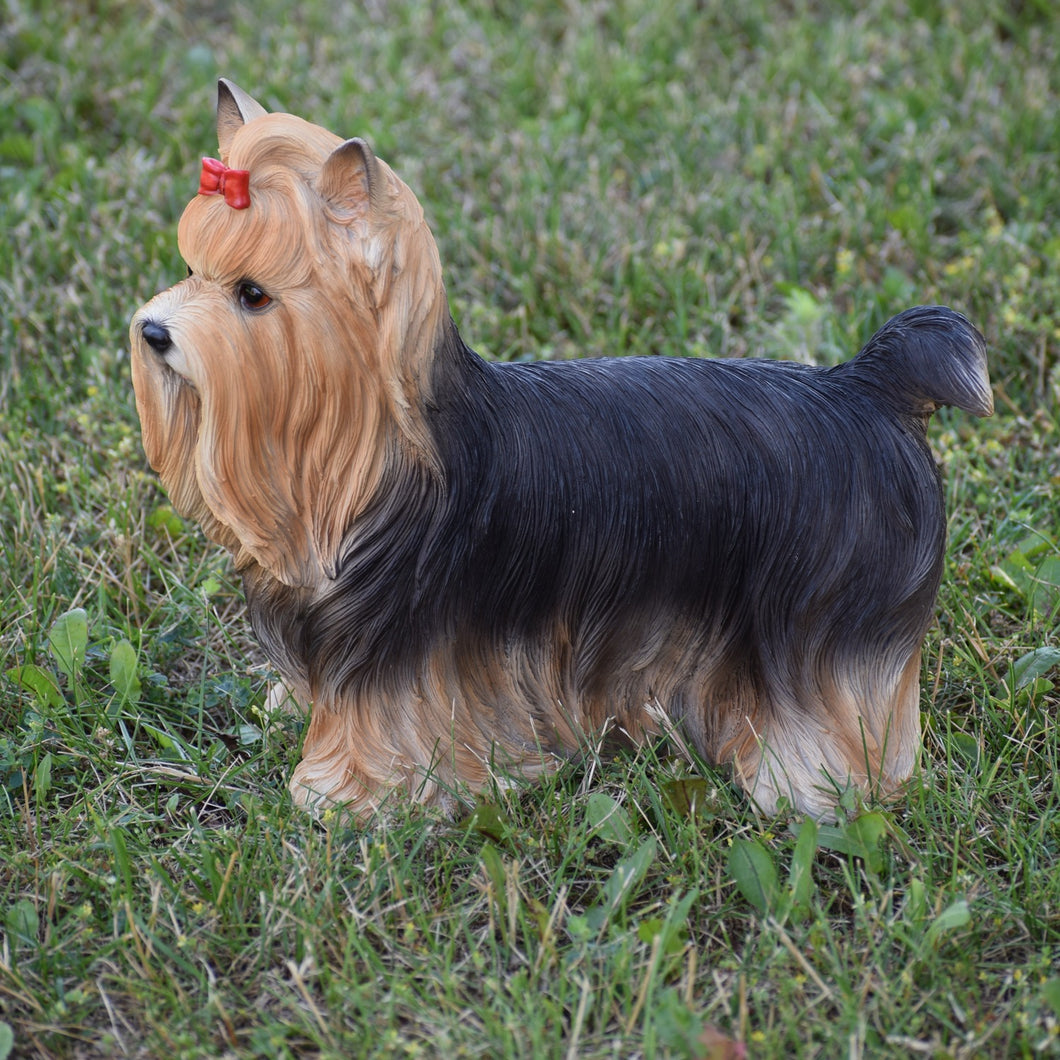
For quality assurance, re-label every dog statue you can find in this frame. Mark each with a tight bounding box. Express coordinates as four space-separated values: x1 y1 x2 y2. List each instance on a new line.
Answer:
130 80 992 821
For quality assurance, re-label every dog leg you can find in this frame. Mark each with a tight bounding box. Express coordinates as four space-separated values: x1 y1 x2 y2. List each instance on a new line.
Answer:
730 651 922 818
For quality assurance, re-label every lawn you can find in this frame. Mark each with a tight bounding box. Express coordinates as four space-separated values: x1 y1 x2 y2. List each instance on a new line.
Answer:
1 1 1058 1056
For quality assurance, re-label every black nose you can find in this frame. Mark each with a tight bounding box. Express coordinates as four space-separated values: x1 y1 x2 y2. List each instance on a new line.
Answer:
140 320 173 354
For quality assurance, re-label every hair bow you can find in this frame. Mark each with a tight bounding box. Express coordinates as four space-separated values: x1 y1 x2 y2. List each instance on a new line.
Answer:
198 157 251 209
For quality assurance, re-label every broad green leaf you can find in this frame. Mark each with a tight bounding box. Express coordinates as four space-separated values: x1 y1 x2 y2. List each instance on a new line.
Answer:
638 916 665 944
1011 647 1060 690
108 639 142 706
479 842 508 930
786 817 818 916
48 607 88 681
727 838 778 916
815 825 858 858
903 878 927 925
34 752 52 802
566 913 593 941
992 537 1060 616
637 888 698 957
661 777 718 821
464 801 510 842
1042 976 1060 1020
141 723 190 760
586 791 634 845
848 813 887 869
991 538 1042 598
924 899 971 947
5 899 39 945
817 812 888 873
779 284 824 325
147 504 184 535
1028 554 1060 615
948 731 981 771
0 1020 13 1060
238 723 263 747
110 827 133 894
200 575 223 597
480 842 506 893
6 664 63 708
600 836 657 915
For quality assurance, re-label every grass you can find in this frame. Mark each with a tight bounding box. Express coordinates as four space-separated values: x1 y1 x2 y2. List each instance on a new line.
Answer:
1 0 1059 1055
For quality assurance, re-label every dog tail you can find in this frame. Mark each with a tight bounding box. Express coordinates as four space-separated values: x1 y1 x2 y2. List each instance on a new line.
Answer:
849 305 993 417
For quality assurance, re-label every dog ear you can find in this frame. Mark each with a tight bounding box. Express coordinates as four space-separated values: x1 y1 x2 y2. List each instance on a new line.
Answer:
319 137 380 210
217 78 268 159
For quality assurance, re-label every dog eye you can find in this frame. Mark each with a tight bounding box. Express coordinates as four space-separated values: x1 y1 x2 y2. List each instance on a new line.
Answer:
238 282 272 311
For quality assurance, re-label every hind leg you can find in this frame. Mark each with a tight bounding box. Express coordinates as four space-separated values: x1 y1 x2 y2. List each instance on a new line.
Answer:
728 651 923 818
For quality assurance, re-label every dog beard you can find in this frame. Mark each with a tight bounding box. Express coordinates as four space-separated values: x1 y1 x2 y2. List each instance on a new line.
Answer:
131 80 993 821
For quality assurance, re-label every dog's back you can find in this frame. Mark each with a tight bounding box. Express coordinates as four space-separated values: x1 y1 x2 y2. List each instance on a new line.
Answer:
420 306 988 650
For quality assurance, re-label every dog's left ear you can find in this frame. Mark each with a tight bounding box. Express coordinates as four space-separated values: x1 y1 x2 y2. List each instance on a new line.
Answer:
319 138 380 211
217 78 268 159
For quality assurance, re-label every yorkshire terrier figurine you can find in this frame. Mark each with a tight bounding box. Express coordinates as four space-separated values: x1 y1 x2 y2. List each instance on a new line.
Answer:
131 80 993 821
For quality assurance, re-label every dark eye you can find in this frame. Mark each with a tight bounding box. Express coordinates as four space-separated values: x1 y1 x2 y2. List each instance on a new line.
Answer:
186 265 194 278
238 282 272 311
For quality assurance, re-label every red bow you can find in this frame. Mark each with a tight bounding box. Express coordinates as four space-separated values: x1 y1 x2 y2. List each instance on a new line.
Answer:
198 157 251 209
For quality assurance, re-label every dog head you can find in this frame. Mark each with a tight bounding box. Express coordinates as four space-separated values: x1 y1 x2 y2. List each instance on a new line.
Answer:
130 80 447 588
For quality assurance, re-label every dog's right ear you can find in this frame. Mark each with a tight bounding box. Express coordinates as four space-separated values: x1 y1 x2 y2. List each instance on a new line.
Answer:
217 79 268 159
319 137 380 212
